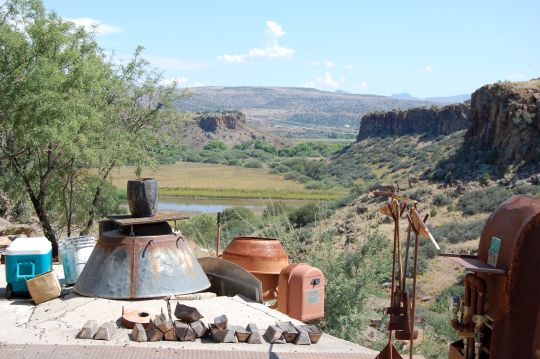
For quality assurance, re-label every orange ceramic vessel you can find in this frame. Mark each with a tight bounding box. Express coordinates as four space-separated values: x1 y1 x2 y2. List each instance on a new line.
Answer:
277 263 325 321
222 236 289 300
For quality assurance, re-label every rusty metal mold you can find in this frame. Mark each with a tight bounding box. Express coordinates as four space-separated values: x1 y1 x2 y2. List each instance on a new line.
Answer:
121 307 159 329
222 236 288 300
74 222 210 299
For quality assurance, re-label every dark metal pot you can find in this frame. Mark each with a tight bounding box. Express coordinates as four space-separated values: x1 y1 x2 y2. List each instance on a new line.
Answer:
127 178 158 218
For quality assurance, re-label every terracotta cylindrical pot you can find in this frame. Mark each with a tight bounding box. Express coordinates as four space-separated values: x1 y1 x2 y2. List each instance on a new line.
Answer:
222 236 289 300
127 178 158 218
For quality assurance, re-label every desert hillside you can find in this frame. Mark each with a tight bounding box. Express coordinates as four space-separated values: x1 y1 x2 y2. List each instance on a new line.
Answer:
176 87 444 134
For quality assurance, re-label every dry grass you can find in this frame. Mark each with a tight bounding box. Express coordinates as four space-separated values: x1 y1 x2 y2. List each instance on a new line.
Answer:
111 162 342 199
111 162 306 190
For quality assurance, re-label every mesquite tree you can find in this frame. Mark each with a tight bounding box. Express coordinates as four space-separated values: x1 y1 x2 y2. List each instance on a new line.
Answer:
0 0 181 256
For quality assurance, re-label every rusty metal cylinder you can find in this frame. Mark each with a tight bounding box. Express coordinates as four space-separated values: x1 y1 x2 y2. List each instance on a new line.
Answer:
222 236 289 300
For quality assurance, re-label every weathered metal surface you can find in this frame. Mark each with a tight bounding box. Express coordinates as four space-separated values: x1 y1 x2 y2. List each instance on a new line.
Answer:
108 213 189 226
0 344 385 359
222 236 288 301
74 225 210 299
442 195 540 359
198 257 263 303
127 178 159 217
222 237 288 274
438 254 506 274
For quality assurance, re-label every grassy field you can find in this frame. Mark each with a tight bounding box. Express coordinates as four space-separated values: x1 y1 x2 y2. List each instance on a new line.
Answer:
111 162 343 200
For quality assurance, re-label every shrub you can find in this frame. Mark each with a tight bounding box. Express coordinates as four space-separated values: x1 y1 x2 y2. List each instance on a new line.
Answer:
431 220 484 244
289 202 321 228
204 140 228 151
307 232 391 342
407 188 432 202
262 202 293 218
432 193 451 206
458 186 512 215
177 214 216 249
243 160 263 168
226 159 241 166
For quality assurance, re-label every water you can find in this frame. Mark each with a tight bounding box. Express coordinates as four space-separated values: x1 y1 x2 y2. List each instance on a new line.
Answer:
156 196 315 215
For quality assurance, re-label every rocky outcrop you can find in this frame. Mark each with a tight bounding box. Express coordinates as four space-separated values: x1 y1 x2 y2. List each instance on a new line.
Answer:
357 103 470 140
173 111 288 149
197 111 246 133
463 79 540 170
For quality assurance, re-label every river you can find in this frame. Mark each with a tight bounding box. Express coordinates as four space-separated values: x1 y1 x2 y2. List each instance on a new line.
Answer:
155 196 315 215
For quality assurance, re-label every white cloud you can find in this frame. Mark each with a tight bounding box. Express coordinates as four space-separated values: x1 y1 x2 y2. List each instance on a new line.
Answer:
218 20 295 63
67 17 122 35
352 81 369 90
303 72 345 90
146 56 208 71
424 65 433 72
344 64 353 70
308 60 336 69
218 54 247 63
266 20 286 37
159 77 189 86
248 43 295 59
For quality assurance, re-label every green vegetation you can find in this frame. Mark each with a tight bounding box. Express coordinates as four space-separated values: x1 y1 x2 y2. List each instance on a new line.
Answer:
329 132 465 185
456 183 540 216
431 220 485 244
151 139 351 192
159 187 340 200
458 186 513 215
0 0 180 255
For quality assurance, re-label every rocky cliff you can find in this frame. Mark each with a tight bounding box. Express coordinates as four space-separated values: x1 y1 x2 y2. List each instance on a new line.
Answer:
357 103 470 140
464 79 540 170
197 111 246 133
173 111 288 148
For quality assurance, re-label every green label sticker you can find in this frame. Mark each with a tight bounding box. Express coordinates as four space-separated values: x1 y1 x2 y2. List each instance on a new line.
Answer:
487 236 501 267
307 289 320 304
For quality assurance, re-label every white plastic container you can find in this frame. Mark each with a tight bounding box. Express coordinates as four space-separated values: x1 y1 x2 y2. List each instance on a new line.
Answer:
59 236 96 285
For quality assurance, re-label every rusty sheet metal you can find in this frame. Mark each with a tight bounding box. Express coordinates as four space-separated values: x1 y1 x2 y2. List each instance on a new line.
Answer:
0 344 383 359
198 257 263 303
108 213 189 226
74 229 210 299
439 254 506 274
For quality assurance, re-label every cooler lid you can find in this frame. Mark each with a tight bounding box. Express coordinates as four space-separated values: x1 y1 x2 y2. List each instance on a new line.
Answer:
5 237 52 255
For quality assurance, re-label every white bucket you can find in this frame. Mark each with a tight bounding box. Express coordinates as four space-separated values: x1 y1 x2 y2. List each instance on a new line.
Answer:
59 236 96 285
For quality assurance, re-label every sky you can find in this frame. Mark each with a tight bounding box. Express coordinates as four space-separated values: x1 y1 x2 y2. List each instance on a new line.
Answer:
43 0 539 98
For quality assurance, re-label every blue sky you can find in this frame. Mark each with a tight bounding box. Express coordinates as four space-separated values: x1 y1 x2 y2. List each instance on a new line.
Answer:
43 0 539 97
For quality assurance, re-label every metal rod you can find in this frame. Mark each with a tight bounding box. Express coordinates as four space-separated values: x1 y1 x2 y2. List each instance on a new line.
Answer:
402 221 412 293
389 205 398 307
396 210 403 292
215 212 222 257
410 231 420 359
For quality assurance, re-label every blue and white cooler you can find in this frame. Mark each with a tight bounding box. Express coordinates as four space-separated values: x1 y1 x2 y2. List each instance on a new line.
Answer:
4 237 52 298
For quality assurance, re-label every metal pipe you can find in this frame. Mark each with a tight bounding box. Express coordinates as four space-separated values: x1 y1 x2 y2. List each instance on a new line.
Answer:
409 231 420 359
402 222 412 292
215 212 221 257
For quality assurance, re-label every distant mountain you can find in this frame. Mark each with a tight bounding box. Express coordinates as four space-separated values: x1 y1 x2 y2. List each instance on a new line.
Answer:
390 93 418 101
391 93 470 104
177 87 434 134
